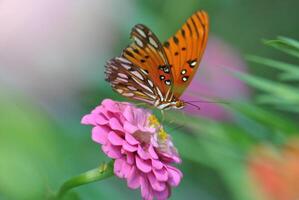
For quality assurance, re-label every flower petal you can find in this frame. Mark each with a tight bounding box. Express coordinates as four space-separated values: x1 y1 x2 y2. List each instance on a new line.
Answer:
81 114 96 125
95 114 109 125
148 172 166 192
154 186 170 200
114 158 125 178
121 161 132 179
148 145 158 159
152 159 163 170
108 131 124 146
91 126 109 144
123 121 138 134
136 155 152 173
109 117 124 132
102 143 122 159
125 133 139 145
153 168 168 182
138 146 150 160
123 142 138 152
102 99 120 113
140 175 153 200
126 152 135 165
123 106 134 123
166 165 182 187
127 166 141 189
91 105 103 114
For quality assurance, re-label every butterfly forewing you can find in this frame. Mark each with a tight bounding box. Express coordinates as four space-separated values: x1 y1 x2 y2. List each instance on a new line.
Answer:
122 24 174 98
163 10 209 98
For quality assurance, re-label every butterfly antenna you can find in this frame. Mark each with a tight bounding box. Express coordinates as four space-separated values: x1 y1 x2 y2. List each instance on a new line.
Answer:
186 100 230 105
184 101 201 110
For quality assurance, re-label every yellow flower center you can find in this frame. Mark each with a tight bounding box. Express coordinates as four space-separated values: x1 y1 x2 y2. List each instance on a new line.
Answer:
148 115 160 127
148 115 168 142
158 127 168 141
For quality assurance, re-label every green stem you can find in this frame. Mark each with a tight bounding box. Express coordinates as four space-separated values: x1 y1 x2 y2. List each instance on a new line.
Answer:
56 160 114 199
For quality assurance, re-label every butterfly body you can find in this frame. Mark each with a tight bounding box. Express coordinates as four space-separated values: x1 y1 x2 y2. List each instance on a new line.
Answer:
155 99 185 110
105 11 209 110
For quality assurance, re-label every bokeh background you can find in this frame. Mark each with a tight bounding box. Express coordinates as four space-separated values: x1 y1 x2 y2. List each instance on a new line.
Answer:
1 0 299 199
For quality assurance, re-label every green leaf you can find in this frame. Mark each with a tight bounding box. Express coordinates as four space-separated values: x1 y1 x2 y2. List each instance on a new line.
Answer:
274 105 299 113
246 55 299 75
279 72 299 81
255 94 295 105
264 36 299 58
231 70 299 104
230 103 297 134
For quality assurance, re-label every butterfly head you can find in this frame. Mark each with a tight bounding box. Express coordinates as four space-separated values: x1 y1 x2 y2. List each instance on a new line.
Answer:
174 100 185 109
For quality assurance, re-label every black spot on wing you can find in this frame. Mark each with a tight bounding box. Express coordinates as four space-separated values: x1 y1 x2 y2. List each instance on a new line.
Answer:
173 36 179 44
125 50 135 58
163 41 170 48
181 29 186 37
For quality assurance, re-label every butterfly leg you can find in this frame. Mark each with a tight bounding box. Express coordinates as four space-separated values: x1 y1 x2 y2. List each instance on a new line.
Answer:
160 110 165 122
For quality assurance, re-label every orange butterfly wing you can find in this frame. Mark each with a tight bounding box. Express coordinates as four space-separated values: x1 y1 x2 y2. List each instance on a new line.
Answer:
106 24 175 105
123 24 173 96
163 10 209 98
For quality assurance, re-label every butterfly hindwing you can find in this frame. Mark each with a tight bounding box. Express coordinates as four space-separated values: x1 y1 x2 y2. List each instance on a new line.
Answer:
163 10 209 98
105 57 160 105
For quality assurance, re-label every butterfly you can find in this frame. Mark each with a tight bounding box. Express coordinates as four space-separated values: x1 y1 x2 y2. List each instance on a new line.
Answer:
105 10 209 110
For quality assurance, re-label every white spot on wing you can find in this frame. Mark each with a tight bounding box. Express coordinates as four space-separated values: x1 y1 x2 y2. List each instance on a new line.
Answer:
116 77 128 83
156 87 164 101
121 64 131 70
117 57 131 64
149 37 159 48
190 61 197 67
123 93 134 97
140 68 148 75
165 80 171 86
134 37 143 47
181 69 187 75
147 80 154 87
136 28 147 38
127 86 137 91
144 92 157 100
118 73 128 79
116 89 123 93
165 88 171 101
110 65 118 70
131 71 144 80
132 77 154 94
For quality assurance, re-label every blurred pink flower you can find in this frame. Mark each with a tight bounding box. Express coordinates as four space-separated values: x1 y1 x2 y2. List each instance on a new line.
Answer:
182 36 250 121
82 99 182 200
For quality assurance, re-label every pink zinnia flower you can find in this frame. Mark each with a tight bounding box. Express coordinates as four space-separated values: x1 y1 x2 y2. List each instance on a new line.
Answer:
81 99 182 200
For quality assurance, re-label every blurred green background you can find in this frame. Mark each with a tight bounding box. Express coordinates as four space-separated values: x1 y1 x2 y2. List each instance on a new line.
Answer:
0 0 299 199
